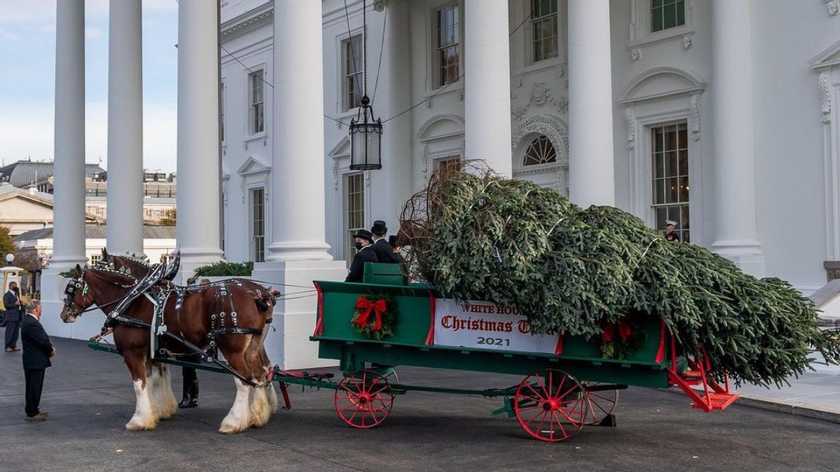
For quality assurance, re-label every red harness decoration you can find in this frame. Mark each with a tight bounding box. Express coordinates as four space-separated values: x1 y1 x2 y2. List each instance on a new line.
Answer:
353 296 388 333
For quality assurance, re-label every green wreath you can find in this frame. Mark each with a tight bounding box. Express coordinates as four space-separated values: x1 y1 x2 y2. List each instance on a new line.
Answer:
351 295 398 340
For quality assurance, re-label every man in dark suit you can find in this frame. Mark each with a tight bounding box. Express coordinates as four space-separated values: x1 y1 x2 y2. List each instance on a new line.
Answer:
4 282 23 352
346 229 379 282
370 220 399 264
21 302 53 421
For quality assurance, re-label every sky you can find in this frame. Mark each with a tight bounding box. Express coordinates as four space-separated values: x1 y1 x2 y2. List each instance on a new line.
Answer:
0 0 179 172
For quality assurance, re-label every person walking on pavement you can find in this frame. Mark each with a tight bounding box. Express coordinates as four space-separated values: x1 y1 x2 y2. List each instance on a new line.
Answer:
21 299 54 421
5 282 23 352
370 220 399 264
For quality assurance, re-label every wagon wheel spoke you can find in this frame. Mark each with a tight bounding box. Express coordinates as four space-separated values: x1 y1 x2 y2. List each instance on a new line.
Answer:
334 372 394 430
514 370 585 443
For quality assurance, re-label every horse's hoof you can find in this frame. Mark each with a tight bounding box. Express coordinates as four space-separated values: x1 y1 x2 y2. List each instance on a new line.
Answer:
125 417 157 431
219 416 249 434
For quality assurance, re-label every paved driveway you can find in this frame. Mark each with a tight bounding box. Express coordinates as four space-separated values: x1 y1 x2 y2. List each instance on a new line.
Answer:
0 337 837 472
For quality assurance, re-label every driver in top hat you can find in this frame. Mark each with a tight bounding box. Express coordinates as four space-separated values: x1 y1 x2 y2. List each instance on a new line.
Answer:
370 220 399 264
346 229 379 282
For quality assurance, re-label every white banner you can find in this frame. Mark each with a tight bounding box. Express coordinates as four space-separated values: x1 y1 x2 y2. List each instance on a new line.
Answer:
433 299 560 354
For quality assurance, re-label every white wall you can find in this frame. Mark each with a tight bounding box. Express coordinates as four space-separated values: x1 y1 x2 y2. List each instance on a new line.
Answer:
219 0 840 293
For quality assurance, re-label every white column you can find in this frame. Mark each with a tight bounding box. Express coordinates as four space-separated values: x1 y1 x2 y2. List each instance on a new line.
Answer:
568 0 615 207
380 0 413 226
106 0 144 256
464 0 513 177
176 0 223 278
254 0 346 370
710 0 764 275
42 0 87 338
268 1 331 261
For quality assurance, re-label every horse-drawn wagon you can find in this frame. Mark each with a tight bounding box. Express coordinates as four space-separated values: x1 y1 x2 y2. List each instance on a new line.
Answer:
84 261 738 443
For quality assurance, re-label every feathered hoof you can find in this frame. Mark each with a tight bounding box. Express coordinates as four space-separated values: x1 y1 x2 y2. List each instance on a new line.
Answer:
218 415 250 434
125 415 158 431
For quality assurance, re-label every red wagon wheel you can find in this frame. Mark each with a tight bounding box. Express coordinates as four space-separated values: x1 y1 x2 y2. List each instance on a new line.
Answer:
513 369 587 442
581 383 619 426
334 371 395 429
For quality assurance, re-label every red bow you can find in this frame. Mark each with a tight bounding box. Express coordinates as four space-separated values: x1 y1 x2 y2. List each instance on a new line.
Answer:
354 297 387 332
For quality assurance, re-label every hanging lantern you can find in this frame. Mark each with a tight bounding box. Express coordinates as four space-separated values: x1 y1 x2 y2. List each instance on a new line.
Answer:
350 96 382 170
348 0 382 171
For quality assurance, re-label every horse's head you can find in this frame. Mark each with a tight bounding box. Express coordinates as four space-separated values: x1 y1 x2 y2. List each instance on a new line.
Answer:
60 264 93 323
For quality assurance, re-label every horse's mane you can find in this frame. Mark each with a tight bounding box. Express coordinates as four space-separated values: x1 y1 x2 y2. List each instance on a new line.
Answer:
86 266 138 287
96 254 151 279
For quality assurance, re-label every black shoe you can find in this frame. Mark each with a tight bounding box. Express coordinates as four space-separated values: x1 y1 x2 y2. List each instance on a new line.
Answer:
178 397 198 409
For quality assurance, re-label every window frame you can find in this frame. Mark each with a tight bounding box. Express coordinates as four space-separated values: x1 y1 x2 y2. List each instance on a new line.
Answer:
247 69 265 136
650 0 686 33
341 34 364 112
249 187 266 263
431 3 463 90
529 0 560 64
343 173 366 266
649 120 690 242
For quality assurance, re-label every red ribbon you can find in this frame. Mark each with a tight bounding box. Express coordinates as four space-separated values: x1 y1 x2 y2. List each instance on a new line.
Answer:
354 297 387 332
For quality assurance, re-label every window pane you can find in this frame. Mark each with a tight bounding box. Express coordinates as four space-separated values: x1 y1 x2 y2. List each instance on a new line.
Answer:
676 0 686 26
663 3 676 29
655 207 667 228
652 8 663 31
665 150 677 177
668 177 680 203
655 179 665 204
680 205 690 229
678 150 688 176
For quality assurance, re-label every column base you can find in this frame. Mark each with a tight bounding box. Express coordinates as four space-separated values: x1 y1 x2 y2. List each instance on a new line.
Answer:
711 239 765 278
252 259 347 370
41 263 104 341
176 247 224 285
267 241 333 262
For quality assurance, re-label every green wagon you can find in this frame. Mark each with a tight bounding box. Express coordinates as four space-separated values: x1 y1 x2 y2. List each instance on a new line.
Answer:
307 263 739 442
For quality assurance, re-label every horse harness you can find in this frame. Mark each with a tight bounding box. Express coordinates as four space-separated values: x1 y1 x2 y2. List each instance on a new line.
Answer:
70 259 268 386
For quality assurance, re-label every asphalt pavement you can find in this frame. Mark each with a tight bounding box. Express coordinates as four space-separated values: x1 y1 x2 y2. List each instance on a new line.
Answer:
0 337 837 472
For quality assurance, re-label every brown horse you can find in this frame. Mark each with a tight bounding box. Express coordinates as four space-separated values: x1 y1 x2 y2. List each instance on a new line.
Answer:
60 264 278 433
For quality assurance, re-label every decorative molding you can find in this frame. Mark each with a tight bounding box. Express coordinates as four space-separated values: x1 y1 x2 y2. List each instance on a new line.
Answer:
627 0 695 60
625 108 636 150
221 3 273 42
690 93 702 141
511 82 568 122
621 67 706 104
825 0 840 16
236 155 271 176
417 114 465 141
820 71 833 122
511 114 569 165
682 33 694 50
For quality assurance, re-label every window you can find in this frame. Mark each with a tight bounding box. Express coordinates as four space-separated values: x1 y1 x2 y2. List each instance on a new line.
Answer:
523 135 557 166
344 174 365 264
250 188 265 262
434 5 460 88
651 0 685 32
89 255 101 265
342 34 363 111
248 70 265 134
531 0 558 62
436 156 462 182
651 122 689 241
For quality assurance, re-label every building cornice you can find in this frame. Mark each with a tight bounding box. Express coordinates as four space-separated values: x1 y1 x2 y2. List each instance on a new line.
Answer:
221 1 273 42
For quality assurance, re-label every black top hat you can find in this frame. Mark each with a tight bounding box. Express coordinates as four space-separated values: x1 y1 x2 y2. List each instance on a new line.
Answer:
371 220 388 236
353 229 374 242
388 235 398 247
